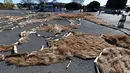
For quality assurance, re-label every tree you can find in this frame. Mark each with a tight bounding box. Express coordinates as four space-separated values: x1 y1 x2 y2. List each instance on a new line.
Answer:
20 0 36 9
21 0 35 4
0 2 14 9
65 2 82 10
0 2 4 9
54 3 65 8
17 3 22 9
53 3 65 12
4 3 14 9
106 0 127 9
72 0 84 5
36 0 48 3
86 1 100 12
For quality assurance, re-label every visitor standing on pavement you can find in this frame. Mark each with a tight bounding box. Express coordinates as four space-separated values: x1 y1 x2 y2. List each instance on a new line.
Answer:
117 11 129 28
117 14 126 28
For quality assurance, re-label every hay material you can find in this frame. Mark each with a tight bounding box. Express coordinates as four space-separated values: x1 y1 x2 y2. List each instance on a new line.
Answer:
4 33 114 66
0 13 59 28
58 13 108 26
0 54 5 61
58 13 93 19
0 15 26 21
95 47 130 73
18 31 31 44
102 34 130 48
5 48 66 66
0 44 14 52
52 32 114 59
18 37 30 44
36 24 79 33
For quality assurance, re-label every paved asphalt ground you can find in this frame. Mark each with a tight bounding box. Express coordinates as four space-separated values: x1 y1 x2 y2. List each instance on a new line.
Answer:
97 12 130 27
0 10 32 16
0 10 126 73
94 12 130 35
79 20 123 34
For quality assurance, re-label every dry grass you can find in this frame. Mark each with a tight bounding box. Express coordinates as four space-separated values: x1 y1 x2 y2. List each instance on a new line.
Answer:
95 47 130 73
0 13 59 28
58 13 93 19
102 34 130 48
18 13 60 26
18 37 30 44
52 32 114 59
85 16 109 26
36 24 79 33
0 54 5 61
58 13 109 26
4 33 115 66
5 48 66 66
0 44 14 52
0 15 26 22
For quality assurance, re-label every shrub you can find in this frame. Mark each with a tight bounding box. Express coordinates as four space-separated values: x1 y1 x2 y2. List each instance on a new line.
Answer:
86 1 100 12
4 3 14 9
65 2 82 10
